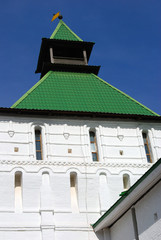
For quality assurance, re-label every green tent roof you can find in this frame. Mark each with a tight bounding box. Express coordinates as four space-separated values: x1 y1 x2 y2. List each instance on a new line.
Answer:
11 71 158 116
50 20 83 41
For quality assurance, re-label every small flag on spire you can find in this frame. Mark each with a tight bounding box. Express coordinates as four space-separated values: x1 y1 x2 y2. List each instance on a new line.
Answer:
51 12 60 22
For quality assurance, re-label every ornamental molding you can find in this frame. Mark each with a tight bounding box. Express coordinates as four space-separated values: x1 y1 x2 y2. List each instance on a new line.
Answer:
0 159 152 168
63 124 70 139
8 130 15 137
63 132 70 140
117 126 124 141
117 135 124 141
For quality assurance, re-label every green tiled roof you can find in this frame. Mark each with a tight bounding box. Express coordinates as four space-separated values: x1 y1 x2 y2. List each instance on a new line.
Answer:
50 20 83 41
11 71 158 116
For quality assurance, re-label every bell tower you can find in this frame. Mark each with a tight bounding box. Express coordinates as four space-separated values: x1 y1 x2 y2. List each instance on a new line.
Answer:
35 18 100 78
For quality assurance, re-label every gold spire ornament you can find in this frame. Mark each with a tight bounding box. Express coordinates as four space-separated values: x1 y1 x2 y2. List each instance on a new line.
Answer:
51 12 60 22
51 12 63 22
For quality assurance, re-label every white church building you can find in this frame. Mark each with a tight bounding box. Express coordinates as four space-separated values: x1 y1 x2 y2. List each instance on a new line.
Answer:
0 18 161 240
93 158 161 240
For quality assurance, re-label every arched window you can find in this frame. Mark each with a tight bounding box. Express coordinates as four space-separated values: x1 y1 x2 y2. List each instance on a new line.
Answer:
99 173 107 185
35 128 43 160
99 173 109 213
123 174 130 190
15 172 22 212
89 131 98 161
70 172 79 213
42 172 49 186
142 132 152 163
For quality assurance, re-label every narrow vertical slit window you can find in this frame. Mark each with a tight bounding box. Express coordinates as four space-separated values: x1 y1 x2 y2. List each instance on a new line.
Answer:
42 172 49 186
15 172 22 212
89 131 98 161
123 174 130 190
99 173 109 213
35 129 43 160
142 132 152 163
70 173 79 213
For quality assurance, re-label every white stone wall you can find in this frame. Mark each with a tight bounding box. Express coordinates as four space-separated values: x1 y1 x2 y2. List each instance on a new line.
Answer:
106 181 161 240
136 181 161 240
0 115 160 240
110 210 135 240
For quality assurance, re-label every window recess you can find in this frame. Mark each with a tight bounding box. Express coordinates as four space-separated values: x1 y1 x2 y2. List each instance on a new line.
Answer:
35 129 43 160
123 174 130 190
142 132 152 163
15 172 22 212
89 131 98 161
70 173 79 213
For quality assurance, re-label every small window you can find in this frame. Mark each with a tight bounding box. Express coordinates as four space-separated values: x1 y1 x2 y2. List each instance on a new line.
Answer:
53 46 84 59
99 173 108 212
123 174 130 190
89 131 98 161
15 172 22 212
35 129 43 160
142 132 152 163
42 172 49 186
70 172 79 213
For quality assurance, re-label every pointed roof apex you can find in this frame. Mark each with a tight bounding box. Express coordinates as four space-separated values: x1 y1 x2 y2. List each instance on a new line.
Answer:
50 20 83 41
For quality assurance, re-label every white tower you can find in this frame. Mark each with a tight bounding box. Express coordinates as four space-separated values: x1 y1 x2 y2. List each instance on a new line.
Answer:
0 18 161 240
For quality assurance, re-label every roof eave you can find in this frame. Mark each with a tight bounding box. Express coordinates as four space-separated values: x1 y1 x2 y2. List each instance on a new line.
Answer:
2 108 161 121
40 63 100 78
93 158 161 232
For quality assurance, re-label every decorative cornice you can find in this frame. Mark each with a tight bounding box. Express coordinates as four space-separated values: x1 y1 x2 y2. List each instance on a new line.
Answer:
0 160 152 168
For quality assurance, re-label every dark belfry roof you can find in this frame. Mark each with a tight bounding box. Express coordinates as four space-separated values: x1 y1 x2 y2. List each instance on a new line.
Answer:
36 20 95 76
40 63 100 78
11 19 159 117
35 39 95 75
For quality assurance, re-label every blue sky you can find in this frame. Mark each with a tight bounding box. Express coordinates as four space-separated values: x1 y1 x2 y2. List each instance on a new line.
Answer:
0 0 160 114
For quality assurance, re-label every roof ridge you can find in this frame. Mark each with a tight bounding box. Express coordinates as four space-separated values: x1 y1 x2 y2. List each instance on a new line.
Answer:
91 73 159 116
50 20 83 41
50 21 62 39
11 71 52 108
60 20 83 41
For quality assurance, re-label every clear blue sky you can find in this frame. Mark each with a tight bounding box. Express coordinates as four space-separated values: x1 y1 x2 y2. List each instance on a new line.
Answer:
0 0 160 114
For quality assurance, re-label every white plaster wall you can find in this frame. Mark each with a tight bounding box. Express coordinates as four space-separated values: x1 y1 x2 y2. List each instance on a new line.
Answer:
110 209 135 240
0 173 14 211
0 213 40 227
0 115 160 240
0 231 41 240
136 181 161 240
23 173 41 211
98 177 161 240
52 173 71 211
0 117 160 163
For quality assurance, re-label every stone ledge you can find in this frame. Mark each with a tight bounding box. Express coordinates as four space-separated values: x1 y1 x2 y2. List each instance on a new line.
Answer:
0 160 152 168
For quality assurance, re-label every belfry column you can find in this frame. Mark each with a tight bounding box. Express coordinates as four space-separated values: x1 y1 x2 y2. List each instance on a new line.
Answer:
40 172 55 240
